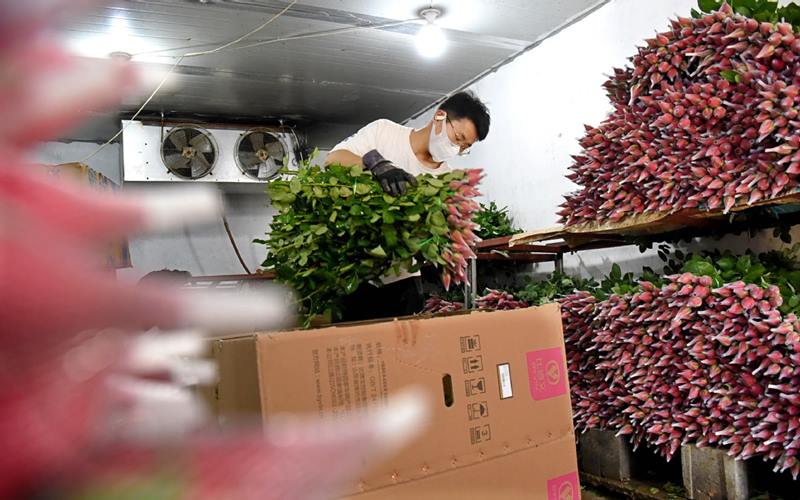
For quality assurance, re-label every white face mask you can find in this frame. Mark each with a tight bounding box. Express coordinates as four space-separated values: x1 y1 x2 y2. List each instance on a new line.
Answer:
429 116 461 162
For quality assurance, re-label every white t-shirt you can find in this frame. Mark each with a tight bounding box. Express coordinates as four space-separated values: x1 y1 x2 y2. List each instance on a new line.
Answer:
331 119 451 177
331 119 451 284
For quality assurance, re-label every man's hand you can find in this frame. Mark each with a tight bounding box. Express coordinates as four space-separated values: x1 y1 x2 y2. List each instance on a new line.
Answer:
362 150 418 196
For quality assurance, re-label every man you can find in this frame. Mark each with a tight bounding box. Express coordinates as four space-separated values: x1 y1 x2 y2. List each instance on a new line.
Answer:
325 91 490 322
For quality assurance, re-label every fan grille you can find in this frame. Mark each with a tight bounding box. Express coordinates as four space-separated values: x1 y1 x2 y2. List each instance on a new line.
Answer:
161 126 217 180
235 129 286 181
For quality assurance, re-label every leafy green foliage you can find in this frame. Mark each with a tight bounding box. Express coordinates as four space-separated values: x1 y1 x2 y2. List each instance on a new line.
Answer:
460 244 800 317
473 201 521 239
657 244 800 316
697 0 800 30
698 0 724 13
439 287 466 303
556 244 800 313
583 262 669 300
595 263 638 299
720 69 742 83
515 272 599 305
256 162 472 323
772 223 794 244
500 243 800 315
554 241 800 313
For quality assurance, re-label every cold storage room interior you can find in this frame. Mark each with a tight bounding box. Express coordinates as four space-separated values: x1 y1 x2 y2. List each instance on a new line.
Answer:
5 0 800 498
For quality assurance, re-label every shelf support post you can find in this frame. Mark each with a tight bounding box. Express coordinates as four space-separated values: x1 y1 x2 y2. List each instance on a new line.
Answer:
464 257 478 309
555 252 565 274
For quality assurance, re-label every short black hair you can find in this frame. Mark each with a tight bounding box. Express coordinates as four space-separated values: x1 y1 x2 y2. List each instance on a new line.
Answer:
438 91 490 141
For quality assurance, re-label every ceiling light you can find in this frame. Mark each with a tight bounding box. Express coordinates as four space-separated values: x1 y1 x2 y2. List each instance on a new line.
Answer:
109 51 132 61
415 7 446 59
64 13 161 62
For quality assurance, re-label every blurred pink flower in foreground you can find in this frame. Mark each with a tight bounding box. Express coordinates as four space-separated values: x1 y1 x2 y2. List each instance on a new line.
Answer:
0 2 427 498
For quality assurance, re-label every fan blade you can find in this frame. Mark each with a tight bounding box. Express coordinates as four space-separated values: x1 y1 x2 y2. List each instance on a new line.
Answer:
192 153 212 177
237 139 254 154
266 141 285 161
173 157 192 176
164 152 184 168
191 163 204 179
238 151 261 168
260 160 281 178
190 133 213 154
169 129 187 149
257 163 272 179
250 132 264 151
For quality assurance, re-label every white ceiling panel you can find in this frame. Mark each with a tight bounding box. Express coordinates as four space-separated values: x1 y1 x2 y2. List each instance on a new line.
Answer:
56 0 607 146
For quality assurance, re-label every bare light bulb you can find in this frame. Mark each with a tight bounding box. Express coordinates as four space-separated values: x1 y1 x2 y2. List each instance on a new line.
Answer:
415 8 446 59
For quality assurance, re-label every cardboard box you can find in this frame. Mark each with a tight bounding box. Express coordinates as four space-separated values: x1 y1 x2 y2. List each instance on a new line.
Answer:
44 162 131 269
211 305 580 499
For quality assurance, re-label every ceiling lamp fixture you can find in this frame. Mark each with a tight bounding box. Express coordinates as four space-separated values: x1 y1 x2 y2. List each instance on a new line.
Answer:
415 7 446 59
109 51 132 60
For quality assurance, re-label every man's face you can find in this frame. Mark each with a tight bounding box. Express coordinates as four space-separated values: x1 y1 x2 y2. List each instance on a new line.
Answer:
434 110 479 155
446 116 479 154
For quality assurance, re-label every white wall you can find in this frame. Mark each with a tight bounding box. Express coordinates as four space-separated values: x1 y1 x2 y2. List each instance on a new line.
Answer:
118 193 276 282
407 0 794 279
117 149 329 281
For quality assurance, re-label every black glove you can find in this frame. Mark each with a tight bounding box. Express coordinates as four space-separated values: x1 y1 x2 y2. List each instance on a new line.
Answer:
362 149 418 197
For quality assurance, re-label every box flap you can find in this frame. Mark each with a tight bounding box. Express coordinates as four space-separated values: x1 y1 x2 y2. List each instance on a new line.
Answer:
213 335 262 422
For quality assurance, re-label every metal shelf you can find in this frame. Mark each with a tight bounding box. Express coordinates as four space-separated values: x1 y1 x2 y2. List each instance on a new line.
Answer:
466 197 800 306
184 272 275 291
476 234 629 263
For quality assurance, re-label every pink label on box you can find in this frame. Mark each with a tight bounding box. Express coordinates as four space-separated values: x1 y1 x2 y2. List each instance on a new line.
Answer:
547 471 579 500
526 347 567 400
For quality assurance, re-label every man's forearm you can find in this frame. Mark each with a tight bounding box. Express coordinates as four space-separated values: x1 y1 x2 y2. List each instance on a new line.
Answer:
325 149 416 196
324 149 363 168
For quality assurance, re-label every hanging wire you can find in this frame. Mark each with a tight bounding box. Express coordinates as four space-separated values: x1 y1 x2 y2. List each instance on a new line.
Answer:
80 2 419 164
231 18 417 51
222 215 252 275
81 56 184 164
80 0 300 163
